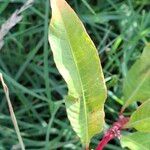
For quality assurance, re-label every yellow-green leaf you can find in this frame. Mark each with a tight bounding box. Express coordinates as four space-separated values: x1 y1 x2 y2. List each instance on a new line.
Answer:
121 132 150 150
125 99 150 132
122 44 150 110
49 0 107 145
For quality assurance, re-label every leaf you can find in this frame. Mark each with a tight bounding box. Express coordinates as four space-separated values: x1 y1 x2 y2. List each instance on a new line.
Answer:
121 132 150 150
122 44 150 110
125 99 150 132
49 0 107 145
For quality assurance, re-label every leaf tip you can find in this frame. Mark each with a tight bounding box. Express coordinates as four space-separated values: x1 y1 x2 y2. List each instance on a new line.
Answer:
50 0 65 9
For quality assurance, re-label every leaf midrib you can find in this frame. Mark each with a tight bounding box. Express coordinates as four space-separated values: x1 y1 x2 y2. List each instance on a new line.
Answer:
56 5 89 143
127 118 150 128
124 70 150 108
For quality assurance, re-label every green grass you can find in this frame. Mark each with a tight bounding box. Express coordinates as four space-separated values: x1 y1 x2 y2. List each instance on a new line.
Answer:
0 0 150 149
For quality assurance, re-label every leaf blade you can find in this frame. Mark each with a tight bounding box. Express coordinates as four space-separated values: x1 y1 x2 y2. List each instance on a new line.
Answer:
121 132 150 150
122 44 150 110
49 0 107 144
125 99 150 132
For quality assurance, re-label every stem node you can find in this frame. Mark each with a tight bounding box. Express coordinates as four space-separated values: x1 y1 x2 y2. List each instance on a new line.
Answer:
96 115 129 150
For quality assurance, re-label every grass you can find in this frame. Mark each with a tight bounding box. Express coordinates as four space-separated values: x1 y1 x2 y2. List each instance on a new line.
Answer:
0 0 150 149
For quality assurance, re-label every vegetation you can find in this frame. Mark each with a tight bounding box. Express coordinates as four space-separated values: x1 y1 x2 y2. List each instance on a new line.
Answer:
0 0 150 149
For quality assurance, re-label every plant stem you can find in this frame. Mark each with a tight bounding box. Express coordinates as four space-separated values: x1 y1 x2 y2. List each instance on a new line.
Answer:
85 144 89 150
96 115 129 150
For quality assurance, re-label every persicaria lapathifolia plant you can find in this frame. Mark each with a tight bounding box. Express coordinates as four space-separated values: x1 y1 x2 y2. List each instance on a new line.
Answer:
48 0 150 149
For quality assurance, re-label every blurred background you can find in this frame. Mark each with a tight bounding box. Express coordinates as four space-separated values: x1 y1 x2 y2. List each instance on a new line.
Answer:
0 0 150 149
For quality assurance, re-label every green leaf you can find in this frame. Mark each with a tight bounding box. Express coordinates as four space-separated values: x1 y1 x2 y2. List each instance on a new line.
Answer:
49 0 107 145
121 132 150 150
125 99 150 132
122 44 150 110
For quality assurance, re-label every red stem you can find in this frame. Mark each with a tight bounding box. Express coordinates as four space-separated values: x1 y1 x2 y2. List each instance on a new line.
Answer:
96 115 129 150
